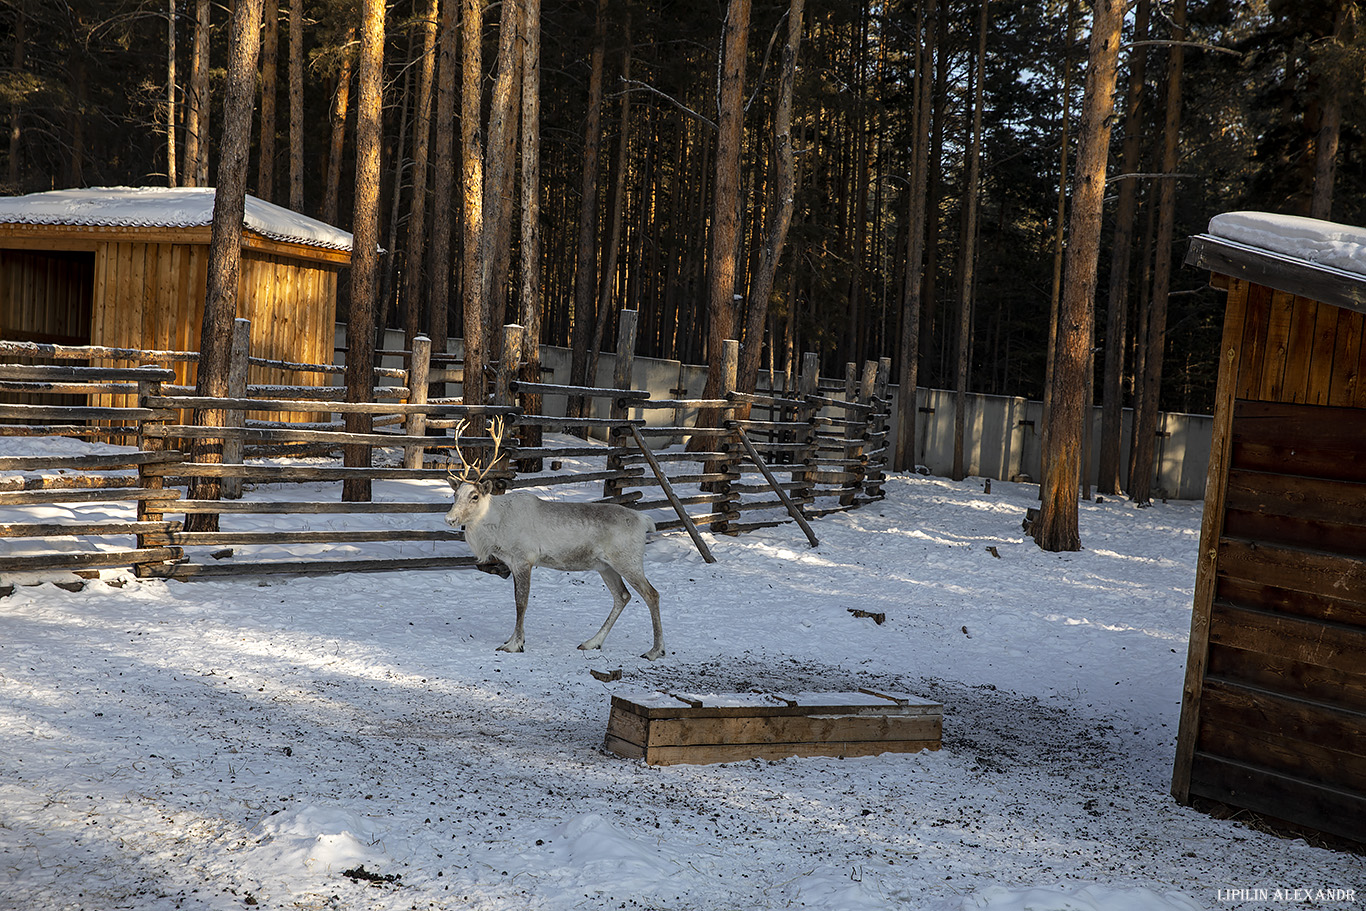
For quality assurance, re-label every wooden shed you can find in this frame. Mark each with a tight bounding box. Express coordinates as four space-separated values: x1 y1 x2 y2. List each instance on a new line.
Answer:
1174 211 1366 843
0 187 352 395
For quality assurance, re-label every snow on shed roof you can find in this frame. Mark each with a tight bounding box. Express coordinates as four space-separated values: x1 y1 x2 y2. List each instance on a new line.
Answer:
1208 211 1366 278
0 186 352 253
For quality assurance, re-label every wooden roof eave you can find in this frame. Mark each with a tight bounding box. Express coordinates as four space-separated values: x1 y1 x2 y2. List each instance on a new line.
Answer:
1186 233 1366 317
0 222 351 268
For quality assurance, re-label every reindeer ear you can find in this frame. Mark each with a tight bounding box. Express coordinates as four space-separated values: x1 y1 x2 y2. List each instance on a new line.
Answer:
478 479 494 497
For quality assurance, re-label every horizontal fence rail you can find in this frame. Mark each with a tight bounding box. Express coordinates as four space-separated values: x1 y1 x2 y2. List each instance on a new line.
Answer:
1 313 889 581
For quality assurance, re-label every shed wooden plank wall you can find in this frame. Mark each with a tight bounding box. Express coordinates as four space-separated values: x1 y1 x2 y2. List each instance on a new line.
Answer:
1174 276 1366 843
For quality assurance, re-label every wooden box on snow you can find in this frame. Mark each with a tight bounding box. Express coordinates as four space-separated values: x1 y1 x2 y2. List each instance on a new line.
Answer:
605 689 942 766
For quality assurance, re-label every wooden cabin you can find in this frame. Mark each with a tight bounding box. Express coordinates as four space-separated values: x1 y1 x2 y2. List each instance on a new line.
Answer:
1174 211 1366 844
0 187 351 397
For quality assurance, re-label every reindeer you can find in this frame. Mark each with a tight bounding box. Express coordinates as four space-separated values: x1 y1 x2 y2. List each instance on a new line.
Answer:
445 417 666 660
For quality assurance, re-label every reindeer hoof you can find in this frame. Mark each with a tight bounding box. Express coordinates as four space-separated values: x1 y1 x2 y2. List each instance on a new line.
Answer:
496 640 524 653
641 646 665 661
577 640 604 652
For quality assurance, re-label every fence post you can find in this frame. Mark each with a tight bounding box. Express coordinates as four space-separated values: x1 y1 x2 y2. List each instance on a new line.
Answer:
603 309 638 500
221 318 251 499
847 359 877 504
494 324 524 487
839 362 860 506
711 339 741 534
135 373 168 574
795 352 820 511
865 356 891 499
404 335 432 470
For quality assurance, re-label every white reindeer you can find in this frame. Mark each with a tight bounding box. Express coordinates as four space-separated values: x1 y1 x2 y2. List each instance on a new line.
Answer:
445 418 666 660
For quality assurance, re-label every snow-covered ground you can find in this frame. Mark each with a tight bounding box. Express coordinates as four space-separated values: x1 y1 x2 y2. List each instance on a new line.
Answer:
1 437 1361 910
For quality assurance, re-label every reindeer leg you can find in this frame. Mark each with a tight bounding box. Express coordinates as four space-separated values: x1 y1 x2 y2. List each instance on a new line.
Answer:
622 567 664 661
579 566 630 652
498 563 532 653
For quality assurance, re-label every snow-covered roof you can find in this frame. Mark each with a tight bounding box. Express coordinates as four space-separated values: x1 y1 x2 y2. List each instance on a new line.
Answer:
0 186 352 253
1207 211 1366 278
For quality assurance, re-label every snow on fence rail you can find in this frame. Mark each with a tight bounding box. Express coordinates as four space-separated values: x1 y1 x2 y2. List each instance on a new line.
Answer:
0 314 889 582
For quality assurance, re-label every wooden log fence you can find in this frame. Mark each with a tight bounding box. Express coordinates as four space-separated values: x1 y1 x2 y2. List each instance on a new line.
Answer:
1 320 891 580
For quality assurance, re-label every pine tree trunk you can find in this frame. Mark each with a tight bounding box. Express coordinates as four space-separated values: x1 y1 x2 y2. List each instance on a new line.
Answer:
323 29 354 226
952 0 988 483
343 0 386 502
403 0 439 347
739 0 804 395
6 0 24 191
920 0 948 374
893 0 935 473
186 0 265 531
568 0 608 426
429 2 457 363
182 0 210 186
1097 0 1150 496
288 0 304 211
166 0 176 188
589 18 634 386
481 0 521 335
1033 0 1123 551
696 0 752 425
1039 0 1076 496
1311 3 1352 221
460 0 487 415
518 0 544 465
380 42 414 346
1129 0 1185 507
258 0 278 202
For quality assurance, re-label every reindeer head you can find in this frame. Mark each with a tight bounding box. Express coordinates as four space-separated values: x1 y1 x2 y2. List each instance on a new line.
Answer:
445 416 508 527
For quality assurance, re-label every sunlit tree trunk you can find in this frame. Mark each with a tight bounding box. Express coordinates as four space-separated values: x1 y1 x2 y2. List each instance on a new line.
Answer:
166 0 176 188
187 0 265 530
697 0 752 418
1034 0 1123 551
1097 0 1150 496
343 0 386 502
1040 0 1076 482
322 28 354 226
461 0 488 414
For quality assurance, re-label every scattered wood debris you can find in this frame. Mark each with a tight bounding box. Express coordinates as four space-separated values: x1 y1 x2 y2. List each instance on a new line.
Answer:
590 668 623 682
847 608 886 625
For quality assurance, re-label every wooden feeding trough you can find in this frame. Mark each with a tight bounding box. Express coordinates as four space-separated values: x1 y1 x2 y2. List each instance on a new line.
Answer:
605 689 942 766
1174 211 1366 844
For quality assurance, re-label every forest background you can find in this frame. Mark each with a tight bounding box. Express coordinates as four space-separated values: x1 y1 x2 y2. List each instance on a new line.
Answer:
1 0 1363 510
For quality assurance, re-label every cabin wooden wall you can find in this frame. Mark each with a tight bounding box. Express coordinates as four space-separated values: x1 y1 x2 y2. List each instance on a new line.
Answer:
1174 276 1366 843
238 251 339 389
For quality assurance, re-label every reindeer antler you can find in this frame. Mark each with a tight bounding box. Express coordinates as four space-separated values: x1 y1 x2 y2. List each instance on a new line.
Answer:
449 415 508 486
